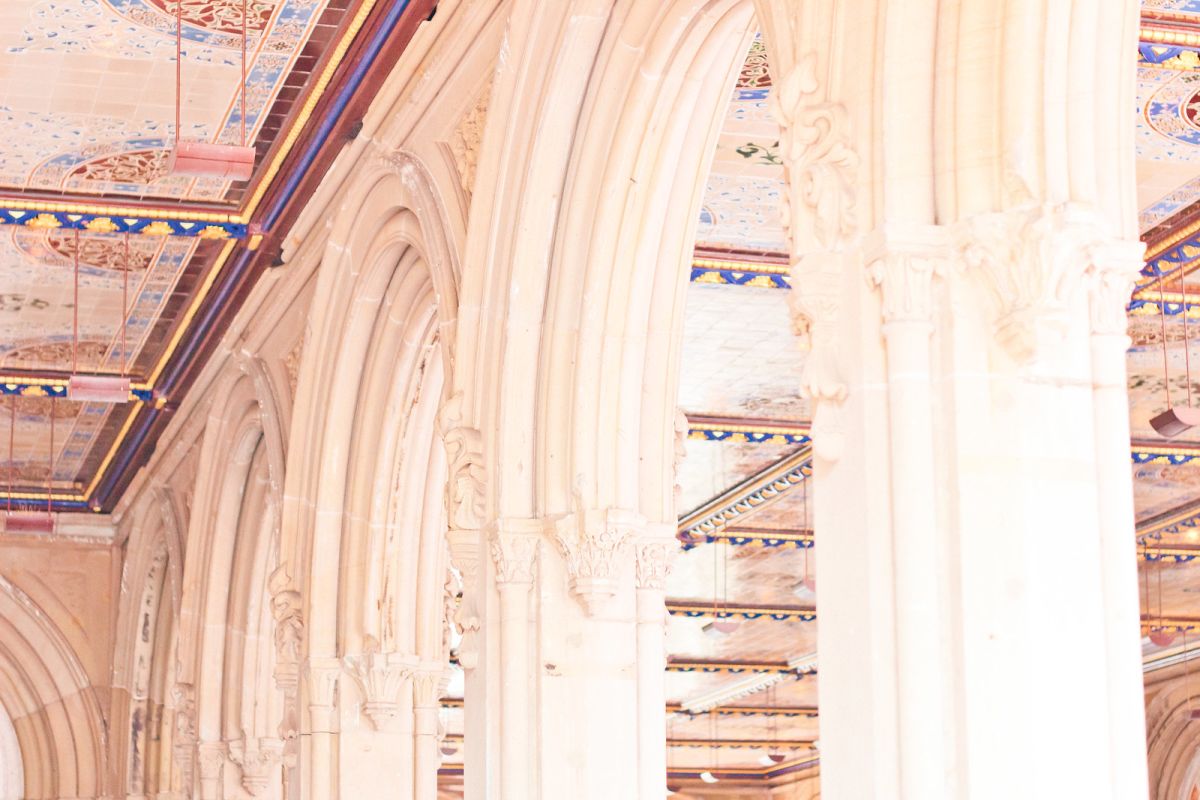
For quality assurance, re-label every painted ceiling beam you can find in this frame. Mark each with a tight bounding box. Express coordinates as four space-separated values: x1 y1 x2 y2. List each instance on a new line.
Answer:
439 697 820 718
666 658 818 676
677 445 810 541
666 702 819 718
0 204 248 238
666 600 816 622
1141 614 1200 633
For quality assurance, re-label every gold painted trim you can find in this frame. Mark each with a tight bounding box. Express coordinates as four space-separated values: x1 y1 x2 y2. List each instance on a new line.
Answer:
1141 25 1200 48
241 0 382 218
691 256 790 276
0 198 240 224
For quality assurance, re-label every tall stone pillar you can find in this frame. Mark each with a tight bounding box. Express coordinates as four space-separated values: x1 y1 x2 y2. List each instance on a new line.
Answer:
803 212 1149 799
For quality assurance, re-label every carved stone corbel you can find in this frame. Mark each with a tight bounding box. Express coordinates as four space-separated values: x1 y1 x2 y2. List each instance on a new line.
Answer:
551 507 644 614
438 392 487 669
342 635 415 730
227 736 284 797
769 50 860 465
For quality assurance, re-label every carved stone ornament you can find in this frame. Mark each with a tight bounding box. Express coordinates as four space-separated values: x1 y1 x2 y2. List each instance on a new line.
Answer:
448 75 493 199
268 563 303 692
228 736 284 797
171 683 197 790
342 635 415 730
1087 239 1146 338
634 538 676 591
960 202 1102 363
437 392 487 531
446 530 483 670
772 53 859 254
864 225 950 329
411 664 444 709
551 507 644 614
196 741 226 781
489 524 539 585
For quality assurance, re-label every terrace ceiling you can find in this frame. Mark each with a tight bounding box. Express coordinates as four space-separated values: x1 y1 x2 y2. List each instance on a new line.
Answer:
0 0 432 512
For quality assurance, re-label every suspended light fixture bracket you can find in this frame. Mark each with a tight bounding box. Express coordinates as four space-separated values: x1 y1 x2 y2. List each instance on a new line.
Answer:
67 375 133 404
168 142 255 181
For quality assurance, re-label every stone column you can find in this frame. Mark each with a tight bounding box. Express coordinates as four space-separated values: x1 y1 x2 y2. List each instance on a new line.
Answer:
438 400 493 800
194 742 225 800
633 532 674 800
412 665 443 800
865 226 953 798
488 521 538 800
303 659 339 800
1088 240 1152 798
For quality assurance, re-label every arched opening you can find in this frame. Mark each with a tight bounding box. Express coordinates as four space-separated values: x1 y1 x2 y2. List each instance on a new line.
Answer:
0 575 106 800
280 153 461 800
0 702 22 800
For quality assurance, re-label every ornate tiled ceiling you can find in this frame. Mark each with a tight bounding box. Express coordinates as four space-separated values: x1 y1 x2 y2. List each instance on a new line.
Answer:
0 0 428 510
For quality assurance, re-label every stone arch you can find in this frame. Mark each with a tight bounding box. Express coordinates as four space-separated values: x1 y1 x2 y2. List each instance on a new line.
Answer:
279 147 462 800
0 574 106 800
168 360 292 800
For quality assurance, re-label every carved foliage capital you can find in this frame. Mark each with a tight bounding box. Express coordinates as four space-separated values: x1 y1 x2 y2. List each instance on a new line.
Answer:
552 508 644 614
489 523 539 585
228 737 284 797
959 203 1102 363
342 635 415 730
634 539 676 591
196 741 226 781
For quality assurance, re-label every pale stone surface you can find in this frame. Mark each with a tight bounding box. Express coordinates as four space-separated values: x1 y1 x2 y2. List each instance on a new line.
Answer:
0 2 1170 799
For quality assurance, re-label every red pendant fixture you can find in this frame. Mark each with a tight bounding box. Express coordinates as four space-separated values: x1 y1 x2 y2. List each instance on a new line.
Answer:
1152 269 1200 436
65 230 131 403
168 0 255 181
4 396 55 535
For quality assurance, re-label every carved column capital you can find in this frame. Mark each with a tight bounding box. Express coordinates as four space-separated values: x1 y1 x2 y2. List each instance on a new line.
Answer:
551 507 644 614
489 520 540 585
411 663 444 709
195 741 226 781
228 736 284 797
864 225 949 328
342 635 416 730
958 203 1103 363
304 657 341 732
1087 239 1145 338
634 533 677 592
